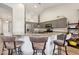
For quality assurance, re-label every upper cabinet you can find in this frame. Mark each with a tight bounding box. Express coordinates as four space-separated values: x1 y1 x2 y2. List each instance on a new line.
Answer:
68 22 79 34
40 17 67 28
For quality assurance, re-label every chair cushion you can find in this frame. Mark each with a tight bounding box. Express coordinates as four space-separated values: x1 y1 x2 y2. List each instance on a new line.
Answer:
53 40 64 46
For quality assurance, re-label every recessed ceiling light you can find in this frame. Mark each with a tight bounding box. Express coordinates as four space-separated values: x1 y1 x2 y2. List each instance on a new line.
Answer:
18 4 24 7
34 5 37 8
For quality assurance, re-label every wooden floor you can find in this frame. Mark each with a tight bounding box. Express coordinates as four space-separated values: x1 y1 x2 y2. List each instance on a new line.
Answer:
0 38 79 55
60 46 79 55
0 46 79 55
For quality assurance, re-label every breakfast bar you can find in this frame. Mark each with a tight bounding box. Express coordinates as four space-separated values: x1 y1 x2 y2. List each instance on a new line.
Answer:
16 32 62 55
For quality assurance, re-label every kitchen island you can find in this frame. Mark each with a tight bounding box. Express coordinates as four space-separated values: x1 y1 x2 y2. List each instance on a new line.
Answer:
18 32 63 55
0 32 65 55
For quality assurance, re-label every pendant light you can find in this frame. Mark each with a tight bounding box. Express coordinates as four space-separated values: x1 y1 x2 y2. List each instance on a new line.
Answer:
37 3 41 28
37 14 40 28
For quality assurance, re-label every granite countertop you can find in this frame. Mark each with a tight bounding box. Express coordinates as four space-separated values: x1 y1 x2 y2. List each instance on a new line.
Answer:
26 32 63 37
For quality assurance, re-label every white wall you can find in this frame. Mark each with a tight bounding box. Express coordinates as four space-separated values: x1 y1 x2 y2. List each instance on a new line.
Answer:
4 3 25 35
0 4 12 34
3 21 9 35
0 19 2 34
40 4 79 23
0 5 12 19
13 4 25 35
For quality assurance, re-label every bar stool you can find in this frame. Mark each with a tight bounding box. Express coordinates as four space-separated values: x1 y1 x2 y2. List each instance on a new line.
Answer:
15 41 24 55
1 36 23 55
53 34 68 55
1 36 16 55
13 35 24 55
30 37 48 55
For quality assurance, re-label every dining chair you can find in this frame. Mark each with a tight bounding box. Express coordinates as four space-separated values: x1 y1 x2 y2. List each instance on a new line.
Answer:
53 34 68 55
30 37 48 55
1 36 23 55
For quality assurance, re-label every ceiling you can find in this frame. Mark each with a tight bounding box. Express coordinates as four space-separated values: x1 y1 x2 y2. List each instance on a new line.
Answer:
4 3 65 16
24 3 65 22
3 3 66 22
24 3 64 15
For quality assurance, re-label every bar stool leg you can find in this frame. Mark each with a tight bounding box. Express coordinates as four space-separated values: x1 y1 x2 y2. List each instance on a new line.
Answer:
58 46 61 55
18 47 23 55
1 46 5 55
33 50 38 55
42 50 45 55
14 48 18 55
65 46 68 55
42 50 43 55
17 47 22 55
18 47 20 55
8 49 10 55
11 49 13 55
33 50 35 55
53 44 56 55
36 50 37 55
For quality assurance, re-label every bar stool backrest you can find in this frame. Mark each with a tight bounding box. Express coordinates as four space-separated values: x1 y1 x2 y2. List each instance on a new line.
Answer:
1 36 16 49
57 34 66 40
30 37 48 51
2 36 15 42
30 37 48 43
57 34 66 45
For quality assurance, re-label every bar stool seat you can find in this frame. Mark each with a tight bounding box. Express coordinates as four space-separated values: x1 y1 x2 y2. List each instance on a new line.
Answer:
1 36 23 55
33 43 44 50
3 41 23 49
5 42 15 49
54 40 64 46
